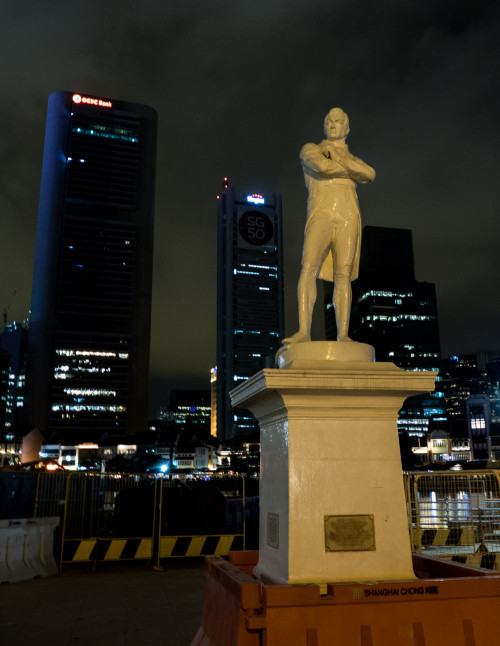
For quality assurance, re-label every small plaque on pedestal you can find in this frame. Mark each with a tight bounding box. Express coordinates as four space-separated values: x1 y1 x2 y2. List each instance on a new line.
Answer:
267 512 279 549
324 514 375 552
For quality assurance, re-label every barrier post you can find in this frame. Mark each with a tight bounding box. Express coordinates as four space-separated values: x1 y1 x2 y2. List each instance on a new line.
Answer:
58 472 72 570
413 474 422 553
404 473 415 552
240 474 246 551
153 478 162 569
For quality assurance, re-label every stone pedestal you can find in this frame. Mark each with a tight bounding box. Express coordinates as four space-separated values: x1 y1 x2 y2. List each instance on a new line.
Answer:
230 343 436 586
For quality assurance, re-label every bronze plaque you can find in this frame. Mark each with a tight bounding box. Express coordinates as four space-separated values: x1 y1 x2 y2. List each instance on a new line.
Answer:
324 514 375 552
267 512 279 549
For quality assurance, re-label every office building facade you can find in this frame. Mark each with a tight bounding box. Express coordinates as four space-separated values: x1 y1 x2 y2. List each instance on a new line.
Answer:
326 226 441 371
216 181 284 440
0 349 9 431
325 226 443 439
466 394 492 461
25 91 157 438
158 389 212 433
0 323 28 429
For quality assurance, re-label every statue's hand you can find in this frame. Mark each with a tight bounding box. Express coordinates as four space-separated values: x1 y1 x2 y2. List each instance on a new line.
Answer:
328 148 344 163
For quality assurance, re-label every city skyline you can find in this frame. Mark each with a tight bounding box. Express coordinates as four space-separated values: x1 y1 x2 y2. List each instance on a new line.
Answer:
0 1 499 415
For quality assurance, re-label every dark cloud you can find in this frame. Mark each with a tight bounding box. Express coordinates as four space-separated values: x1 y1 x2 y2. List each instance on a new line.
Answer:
1 0 499 413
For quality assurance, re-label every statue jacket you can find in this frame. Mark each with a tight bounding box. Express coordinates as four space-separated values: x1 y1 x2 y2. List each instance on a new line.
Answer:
300 140 375 282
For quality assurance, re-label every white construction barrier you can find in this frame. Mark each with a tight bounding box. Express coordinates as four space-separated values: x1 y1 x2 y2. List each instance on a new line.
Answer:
25 517 60 577
0 517 59 584
0 523 12 583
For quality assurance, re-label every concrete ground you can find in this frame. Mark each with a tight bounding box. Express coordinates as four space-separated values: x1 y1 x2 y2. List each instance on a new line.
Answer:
0 559 205 646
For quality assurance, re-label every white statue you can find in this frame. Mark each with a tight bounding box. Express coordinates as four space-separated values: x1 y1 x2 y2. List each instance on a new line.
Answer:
283 108 375 345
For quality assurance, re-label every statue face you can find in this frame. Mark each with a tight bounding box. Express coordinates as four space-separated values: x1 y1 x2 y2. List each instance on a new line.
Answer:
324 110 349 141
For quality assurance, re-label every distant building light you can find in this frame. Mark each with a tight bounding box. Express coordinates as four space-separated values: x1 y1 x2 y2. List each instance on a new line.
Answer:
117 444 137 452
246 194 265 205
234 269 259 276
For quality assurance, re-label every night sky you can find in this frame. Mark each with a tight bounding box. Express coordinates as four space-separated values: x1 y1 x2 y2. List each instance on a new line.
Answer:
1 0 499 415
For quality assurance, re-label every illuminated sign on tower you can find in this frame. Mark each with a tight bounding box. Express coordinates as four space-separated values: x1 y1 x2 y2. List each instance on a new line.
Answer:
72 93 113 108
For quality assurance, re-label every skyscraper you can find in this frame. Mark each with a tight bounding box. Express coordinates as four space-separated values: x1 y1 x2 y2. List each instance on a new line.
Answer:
158 389 212 433
216 181 284 440
466 393 492 461
25 91 157 438
325 226 443 439
326 226 441 371
0 323 28 429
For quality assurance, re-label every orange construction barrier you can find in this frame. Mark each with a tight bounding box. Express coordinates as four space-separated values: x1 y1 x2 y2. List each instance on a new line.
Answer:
191 554 261 646
192 551 500 646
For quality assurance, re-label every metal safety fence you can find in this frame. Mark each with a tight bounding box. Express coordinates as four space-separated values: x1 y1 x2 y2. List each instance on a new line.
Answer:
4 469 500 573
28 473 246 568
404 470 500 565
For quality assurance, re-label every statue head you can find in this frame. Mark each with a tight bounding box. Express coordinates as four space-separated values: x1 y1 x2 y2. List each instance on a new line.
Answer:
324 108 350 141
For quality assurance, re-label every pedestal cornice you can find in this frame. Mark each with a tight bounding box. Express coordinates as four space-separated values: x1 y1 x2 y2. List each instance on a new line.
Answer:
230 363 437 422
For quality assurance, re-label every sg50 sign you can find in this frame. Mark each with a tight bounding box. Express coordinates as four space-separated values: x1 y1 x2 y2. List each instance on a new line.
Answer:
238 210 274 247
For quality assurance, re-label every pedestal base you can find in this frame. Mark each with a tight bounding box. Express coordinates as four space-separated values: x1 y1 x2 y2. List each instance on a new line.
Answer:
230 362 436 585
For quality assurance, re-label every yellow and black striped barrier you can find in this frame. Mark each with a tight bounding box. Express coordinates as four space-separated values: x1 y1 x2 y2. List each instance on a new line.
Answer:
159 534 244 558
416 527 475 548
441 553 500 572
62 537 153 563
62 534 244 563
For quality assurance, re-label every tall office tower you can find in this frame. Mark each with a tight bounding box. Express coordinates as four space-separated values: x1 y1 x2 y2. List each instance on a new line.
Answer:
466 394 492 461
488 362 500 459
0 349 9 430
486 358 500 419
216 181 284 440
325 226 443 440
25 92 157 439
210 367 217 438
0 323 28 429
158 389 212 433
439 354 489 437
326 226 441 370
